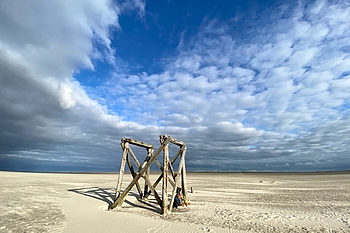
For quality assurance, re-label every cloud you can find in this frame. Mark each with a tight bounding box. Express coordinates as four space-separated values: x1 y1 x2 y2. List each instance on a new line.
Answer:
120 0 146 18
0 0 148 171
99 0 350 171
1 0 350 172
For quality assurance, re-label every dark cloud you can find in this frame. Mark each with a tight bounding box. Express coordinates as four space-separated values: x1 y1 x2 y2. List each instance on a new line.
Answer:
1 0 350 172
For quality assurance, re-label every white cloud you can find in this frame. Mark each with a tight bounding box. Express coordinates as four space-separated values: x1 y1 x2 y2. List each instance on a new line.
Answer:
58 83 76 109
0 0 121 77
98 0 350 171
1 0 350 172
0 0 150 170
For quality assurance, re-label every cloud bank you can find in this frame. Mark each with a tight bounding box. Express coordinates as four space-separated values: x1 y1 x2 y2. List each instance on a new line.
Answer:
1 0 350 172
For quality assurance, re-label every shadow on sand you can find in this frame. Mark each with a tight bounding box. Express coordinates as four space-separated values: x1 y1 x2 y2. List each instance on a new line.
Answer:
68 187 161 214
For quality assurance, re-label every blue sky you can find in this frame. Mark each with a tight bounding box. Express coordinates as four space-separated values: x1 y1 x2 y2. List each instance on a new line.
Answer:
1 0 350 172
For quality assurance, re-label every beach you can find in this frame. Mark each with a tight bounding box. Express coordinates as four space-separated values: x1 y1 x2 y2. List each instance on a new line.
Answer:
0 171 349 232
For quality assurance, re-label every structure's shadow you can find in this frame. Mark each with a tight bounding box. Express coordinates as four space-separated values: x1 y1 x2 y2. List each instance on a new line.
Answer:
68 187 161 214
68 187 114 206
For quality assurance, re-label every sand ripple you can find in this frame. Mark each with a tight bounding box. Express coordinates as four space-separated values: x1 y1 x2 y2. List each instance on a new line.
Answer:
1 172 350 233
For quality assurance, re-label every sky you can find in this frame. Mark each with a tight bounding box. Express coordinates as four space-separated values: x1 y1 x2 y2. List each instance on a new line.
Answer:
1 0 350 172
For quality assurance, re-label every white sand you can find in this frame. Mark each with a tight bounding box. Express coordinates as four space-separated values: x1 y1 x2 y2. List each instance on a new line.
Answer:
0 171 349 233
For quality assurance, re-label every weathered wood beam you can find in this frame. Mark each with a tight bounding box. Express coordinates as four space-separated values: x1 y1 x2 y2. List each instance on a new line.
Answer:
114 143 128 201
143 148 153 198
181 146 188 199
155 159 162 170
168 151 185 214
170 146 184 162
149 166 175 194
168 161 176 181
122 138 154 149
140 148 153 171
126 153 143 198
162 142 169 215
160 135 186 147
150 146 186 191
126 146 141 168
143 174 162 207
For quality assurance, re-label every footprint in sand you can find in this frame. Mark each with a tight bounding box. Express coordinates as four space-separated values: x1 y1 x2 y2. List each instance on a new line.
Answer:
200 226 213 232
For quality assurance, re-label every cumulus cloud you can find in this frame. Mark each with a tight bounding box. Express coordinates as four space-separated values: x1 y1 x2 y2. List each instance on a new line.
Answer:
98 0 350 171
1 0 350 172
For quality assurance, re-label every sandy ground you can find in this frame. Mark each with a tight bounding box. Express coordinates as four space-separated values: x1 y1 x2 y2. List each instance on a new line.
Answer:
0 171 349 233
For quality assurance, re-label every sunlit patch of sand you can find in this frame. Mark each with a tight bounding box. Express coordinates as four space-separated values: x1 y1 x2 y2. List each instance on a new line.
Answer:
1 171 349 233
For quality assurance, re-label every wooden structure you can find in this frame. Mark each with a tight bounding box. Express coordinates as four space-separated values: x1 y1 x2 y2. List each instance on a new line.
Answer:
110 135 188 215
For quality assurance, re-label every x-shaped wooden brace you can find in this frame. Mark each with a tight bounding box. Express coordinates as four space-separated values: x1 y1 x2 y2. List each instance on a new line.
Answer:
110 135 187 215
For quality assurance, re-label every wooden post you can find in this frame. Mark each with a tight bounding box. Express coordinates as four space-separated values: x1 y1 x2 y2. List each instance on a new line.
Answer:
181 146 188 199
168 148 185 213
114 142 128 201
143 148 153 198
162 137 169 215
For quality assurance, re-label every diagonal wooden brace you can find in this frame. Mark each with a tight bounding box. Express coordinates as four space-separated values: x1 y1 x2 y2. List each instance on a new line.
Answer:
110 136 172 210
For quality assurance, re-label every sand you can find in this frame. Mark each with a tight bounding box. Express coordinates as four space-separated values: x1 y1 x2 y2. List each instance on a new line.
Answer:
0 171 349 233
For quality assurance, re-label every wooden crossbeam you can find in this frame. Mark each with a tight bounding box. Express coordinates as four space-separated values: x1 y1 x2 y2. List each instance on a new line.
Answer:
122 138 154 149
